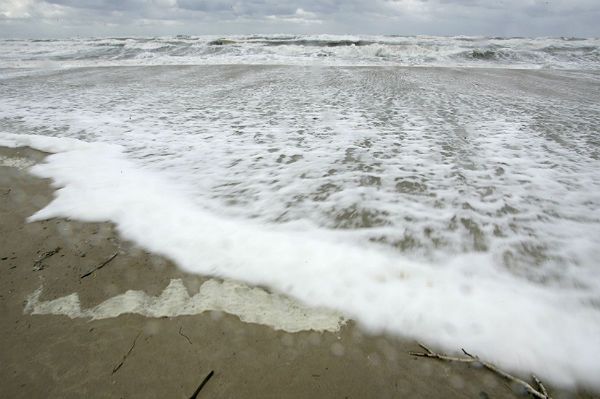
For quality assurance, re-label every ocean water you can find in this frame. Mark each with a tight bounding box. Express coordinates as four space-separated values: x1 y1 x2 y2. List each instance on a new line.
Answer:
1 35 599 70
1 35 600 389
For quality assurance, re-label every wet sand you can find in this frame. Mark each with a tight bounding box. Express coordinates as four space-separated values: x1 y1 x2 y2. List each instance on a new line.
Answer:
0 146 596 398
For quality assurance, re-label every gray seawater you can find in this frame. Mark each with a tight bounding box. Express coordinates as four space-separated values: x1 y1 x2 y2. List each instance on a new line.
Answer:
1 35 599 69
1 36 600 388
2 66 599 285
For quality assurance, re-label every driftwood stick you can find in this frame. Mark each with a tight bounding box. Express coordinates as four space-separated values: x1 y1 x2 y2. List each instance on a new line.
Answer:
112 332 141 374
461 348 476 358
189 370 214 399
80 252 118 279
533 375 549 397
419 343 434 354
410 344 477 363
410 342 552 399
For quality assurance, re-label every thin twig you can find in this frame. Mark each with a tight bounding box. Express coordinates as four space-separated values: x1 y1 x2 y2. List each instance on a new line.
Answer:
533 375 549 397
112 332 141 374
461 348 476 359
409 344 476 363
189 370 214 399
179 326 192 345
410 342 552 399
80 252 118 279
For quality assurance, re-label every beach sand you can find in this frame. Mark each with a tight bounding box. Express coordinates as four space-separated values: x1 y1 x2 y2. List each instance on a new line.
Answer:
0 146 595 399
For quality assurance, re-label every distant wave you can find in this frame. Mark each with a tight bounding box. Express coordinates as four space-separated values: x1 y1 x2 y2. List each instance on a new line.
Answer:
0 35 599 69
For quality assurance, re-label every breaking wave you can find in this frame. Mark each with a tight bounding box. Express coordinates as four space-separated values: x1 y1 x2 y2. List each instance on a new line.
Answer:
1 35 599 69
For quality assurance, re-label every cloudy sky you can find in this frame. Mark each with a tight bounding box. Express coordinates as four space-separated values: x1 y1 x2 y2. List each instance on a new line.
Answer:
1 0 599 38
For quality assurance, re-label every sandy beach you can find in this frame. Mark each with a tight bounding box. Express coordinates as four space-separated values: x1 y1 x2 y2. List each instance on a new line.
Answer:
0 146 597 398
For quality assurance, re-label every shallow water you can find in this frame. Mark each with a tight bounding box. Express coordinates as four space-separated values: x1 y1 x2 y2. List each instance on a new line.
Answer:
1 37 600 389
2 66 599 279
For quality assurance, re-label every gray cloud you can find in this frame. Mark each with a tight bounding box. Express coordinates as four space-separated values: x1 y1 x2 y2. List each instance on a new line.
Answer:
176 0 235 12
0 0 599 37
45 0 145 11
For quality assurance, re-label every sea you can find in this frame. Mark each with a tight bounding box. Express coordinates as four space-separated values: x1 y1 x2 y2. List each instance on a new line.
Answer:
1 35 599 389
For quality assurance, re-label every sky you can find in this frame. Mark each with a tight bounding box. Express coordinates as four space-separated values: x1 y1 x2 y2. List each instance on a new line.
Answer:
1 0 599 38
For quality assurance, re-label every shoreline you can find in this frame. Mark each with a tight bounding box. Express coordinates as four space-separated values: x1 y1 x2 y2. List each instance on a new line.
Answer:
0 146 596 398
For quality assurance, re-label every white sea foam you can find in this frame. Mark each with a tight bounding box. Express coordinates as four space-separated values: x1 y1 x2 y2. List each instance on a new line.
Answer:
2 132 600 390
25 278 345 333
0 35 598 71
0 155 35 170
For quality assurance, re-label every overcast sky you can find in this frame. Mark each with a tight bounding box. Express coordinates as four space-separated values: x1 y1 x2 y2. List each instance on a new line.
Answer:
1 0 599 38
